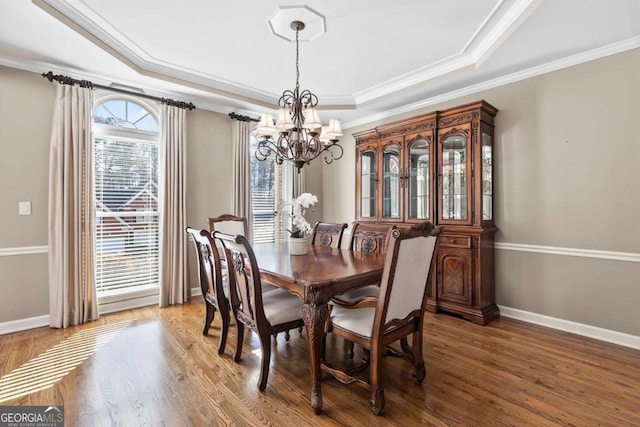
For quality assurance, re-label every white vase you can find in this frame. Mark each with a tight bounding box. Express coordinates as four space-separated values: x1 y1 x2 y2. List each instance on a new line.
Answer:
289 237 308 255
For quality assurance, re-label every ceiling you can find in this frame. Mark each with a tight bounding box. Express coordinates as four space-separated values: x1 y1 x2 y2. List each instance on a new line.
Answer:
1 0 639 128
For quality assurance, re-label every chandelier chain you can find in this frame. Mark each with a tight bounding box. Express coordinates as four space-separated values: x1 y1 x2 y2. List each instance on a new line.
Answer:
295 26 300 92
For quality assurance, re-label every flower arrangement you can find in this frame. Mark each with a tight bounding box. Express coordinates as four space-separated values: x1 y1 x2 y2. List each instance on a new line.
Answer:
282 193 318 238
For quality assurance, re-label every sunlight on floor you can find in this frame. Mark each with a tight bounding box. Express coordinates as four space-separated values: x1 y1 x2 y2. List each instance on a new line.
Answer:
0 320 134 403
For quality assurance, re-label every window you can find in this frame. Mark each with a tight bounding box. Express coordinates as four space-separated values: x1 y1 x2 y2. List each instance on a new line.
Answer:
92 95 160 299
250 136 293 243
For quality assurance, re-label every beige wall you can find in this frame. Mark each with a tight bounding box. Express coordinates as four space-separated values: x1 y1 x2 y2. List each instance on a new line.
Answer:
0 66 54 322
3 49 639 337
184 108 233 290
0 66 235 322
322 48 640 335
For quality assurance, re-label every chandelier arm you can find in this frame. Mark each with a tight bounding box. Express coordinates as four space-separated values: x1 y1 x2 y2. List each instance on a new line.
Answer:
279 90 296 108
298 89 318 109
322 144 344 165
255 139 284 162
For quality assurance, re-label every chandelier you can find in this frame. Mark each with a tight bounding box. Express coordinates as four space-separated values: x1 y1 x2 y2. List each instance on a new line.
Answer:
254 20 343 172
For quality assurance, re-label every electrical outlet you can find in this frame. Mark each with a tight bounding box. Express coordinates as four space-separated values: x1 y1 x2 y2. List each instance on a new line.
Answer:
19 201 32 216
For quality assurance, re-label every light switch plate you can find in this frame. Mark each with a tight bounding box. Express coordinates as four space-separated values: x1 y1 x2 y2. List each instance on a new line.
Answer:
19 201 32 216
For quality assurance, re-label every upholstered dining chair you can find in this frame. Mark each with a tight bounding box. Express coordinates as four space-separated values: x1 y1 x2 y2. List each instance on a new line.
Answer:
333 223 397 312
208 214 248 236
332 222 399 357
322 222 440 415
348 222 397 254
213 231 306 391
310 222 348 249
185 227 230 354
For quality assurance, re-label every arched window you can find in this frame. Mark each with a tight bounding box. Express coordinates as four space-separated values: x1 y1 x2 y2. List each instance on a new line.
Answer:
92 94 161 300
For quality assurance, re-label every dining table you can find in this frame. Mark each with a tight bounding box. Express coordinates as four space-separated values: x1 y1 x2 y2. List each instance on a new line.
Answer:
252 241 386 414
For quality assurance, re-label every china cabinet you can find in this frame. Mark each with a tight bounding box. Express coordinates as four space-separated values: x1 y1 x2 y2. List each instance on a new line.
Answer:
353 101 498 325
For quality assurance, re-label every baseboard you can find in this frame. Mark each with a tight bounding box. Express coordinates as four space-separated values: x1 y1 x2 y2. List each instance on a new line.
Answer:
191 287 202 297
3 300 638 351
499 306 640 351
0 315 49 335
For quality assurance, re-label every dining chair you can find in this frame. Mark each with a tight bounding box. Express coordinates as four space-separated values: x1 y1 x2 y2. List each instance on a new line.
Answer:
213 230 306 391
322 221 440 415
348 222 397 254
185 227 230 354
332 222 398 358
208 213 248 236
310 222 348 249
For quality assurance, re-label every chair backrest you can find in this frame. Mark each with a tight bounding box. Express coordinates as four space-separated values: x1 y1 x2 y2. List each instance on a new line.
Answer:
348 222 397 254
310 222 348 248
212 231 267 327
373 222 440 330
208 214 248 237
185 227 226 306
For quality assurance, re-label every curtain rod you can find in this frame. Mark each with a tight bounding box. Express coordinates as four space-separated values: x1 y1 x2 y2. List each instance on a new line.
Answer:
42 71 196 110
229 112 259 122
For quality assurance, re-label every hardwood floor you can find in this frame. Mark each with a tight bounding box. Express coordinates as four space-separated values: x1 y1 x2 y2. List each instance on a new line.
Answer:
0 299 638 426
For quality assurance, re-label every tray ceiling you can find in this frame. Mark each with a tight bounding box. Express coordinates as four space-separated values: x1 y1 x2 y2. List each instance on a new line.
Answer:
1 0 639 127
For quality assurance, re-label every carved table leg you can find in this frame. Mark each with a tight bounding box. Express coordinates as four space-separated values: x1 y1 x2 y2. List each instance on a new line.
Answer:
302 289 330 415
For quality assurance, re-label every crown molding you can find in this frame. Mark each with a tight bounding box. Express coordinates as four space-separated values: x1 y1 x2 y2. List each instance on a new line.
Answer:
35 0 281 105
352 0 541 104
344 36 640 129
469 0 543 66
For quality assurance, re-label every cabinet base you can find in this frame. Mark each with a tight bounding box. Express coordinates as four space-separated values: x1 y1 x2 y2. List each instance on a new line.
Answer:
426 300 499 326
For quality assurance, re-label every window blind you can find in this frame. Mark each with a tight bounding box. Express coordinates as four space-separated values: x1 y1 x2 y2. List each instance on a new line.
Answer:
94 137 160 294
250 137 293 243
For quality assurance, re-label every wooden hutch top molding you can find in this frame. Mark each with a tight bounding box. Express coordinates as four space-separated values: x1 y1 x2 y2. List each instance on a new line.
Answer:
353 100 497 144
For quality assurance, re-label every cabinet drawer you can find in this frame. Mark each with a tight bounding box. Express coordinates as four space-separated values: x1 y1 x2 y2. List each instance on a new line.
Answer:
439 234 472 248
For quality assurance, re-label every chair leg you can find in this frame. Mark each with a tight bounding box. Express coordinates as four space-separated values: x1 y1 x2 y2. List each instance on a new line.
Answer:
257 330 271 391
203 301 216 335
412 329 426 384
217 305 230 355
369 346 385 415
234 322 245 362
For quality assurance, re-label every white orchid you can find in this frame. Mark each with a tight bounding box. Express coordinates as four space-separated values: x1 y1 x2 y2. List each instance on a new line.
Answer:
282 193 318 237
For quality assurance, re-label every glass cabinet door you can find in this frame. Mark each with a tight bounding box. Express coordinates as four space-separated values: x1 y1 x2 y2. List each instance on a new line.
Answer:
381 143 401 219
408 138 430 219
482 132 493 221
441 133 468 221
359 150 376 218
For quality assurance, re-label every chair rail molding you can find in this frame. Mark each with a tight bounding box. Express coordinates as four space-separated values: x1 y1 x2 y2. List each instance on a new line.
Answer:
0 246 48 257
495 242 640 263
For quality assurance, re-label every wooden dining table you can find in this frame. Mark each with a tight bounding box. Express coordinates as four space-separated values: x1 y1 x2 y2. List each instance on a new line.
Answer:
252 241 386 414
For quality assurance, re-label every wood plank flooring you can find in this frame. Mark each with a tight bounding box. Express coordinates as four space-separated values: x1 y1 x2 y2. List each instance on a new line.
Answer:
0 299 638 426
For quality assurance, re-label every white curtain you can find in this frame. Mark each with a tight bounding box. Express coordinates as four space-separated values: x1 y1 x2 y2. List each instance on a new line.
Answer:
231 120 253 242
48 84 98 328
159 104 188 307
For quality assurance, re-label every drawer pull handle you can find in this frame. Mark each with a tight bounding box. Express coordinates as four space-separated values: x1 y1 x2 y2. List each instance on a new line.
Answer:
450 239 456 244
